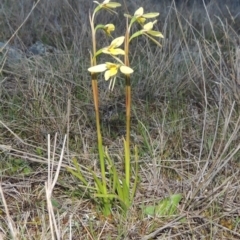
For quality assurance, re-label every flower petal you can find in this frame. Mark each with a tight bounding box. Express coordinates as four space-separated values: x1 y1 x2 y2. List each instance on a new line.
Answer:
142 12 159 18
143 22 154 31
134 7 144 16
104 68 118 80
110 36 125 47
105 23 115 31
120 65 134 74
124 13 132 18
105 62 117 68
104 70 111 80
137 17 146 24
104 23 115 36
88 64 107 73
105 2 121 8
109 67 118 76
148 30 164 38
109 48 125 55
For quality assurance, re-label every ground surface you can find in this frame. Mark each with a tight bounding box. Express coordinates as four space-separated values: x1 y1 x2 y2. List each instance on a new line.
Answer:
0 0 240 239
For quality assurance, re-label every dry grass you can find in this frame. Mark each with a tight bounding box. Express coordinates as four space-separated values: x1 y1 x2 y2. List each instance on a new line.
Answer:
1 0 240 239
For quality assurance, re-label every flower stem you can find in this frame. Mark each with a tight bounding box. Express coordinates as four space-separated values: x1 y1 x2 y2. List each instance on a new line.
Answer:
124 21 131 188
90 13 107 195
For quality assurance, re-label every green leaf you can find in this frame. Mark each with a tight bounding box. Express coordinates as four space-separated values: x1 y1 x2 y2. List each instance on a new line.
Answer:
156 194 182 216
144 205 155 216
115 179 124 200
94 48 103 59
104 150 116 191
121 179 130 206
129 31 143 42
131 145 139 200
95 24 105 31
67 158 88 186
111 163 119 193
143 194 182 217
36 147 43 156
91 171 105 194
130 16 137 26
51 198 60 208
23 167 32 175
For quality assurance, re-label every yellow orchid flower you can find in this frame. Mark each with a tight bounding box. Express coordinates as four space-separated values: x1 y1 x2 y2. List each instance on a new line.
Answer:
134 7 159 24
134 7 147 24
129 20 164 42
93 0 121 9
102 36 125 55
92 0 121 17
88 62 133 90
125 7 159 26
141 20 164 38
104 24 115 37
94 23 115 37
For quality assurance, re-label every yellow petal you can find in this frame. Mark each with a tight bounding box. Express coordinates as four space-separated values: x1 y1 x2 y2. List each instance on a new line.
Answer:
104 68 118 80
143 20 157 31
120 65 134 74
104 24 115 36
148 30 164 38
143 22 154 31
134 7 144 16
106 62 117 68
95 0 121 8
88 64 107 73
142 12 159 18
110 36 125 47
104 70 111 80
152 20 158 25
105 24 115 31
109 67 118 76
107 63 119 70
124 13 132 18
137 17 146 24
105 2 121 8
109 48 125 55
102 48 109 54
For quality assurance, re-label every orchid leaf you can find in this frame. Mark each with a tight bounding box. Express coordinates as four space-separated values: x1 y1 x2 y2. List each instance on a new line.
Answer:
143 194 182 217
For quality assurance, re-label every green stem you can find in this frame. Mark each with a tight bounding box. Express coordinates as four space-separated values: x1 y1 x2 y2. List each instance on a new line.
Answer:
92 80 106 183
124 23 131 188
125 78 131 187
90 14 107 195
